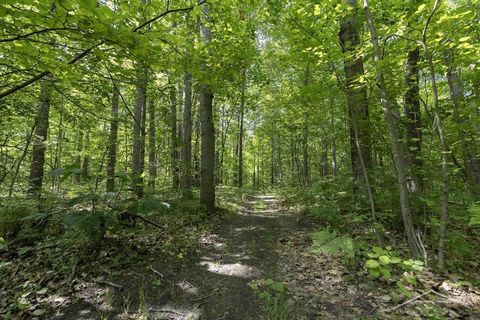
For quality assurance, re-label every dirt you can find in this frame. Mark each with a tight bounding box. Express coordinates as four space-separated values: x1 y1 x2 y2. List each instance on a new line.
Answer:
44 193 480 319
53 194 302 319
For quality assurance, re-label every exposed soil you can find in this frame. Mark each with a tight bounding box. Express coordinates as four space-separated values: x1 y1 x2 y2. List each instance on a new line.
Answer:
51 194 480 319
54 194 302 319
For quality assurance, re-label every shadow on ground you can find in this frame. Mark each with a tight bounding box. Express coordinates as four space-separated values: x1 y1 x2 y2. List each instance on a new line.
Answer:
54 194 300 320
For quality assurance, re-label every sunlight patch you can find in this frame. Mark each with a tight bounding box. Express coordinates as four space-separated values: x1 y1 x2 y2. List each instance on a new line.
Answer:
199 261 258 278
176 280 199 295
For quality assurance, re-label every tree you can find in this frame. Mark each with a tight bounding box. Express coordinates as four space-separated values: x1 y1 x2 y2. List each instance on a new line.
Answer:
106 87 119 192
132 66 147 198
339 0 373 196
199 2 215 213
363 0 425 259
28 81 52 197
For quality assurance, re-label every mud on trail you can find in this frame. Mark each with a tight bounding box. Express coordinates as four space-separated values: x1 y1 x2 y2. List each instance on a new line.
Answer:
55 194 303 319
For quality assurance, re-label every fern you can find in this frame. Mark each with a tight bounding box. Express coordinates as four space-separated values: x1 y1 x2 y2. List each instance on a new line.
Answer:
310 229 354 258
468 205 480 226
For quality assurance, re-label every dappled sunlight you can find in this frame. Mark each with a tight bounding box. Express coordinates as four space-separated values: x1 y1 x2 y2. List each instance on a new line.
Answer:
175 280 199 295
198 261 258 279
125 304 203 320
233 225 265 232
199 233 226 250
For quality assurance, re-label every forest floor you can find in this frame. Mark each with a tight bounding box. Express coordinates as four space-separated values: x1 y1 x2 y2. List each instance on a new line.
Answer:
4 192 480 319
54 194 301 319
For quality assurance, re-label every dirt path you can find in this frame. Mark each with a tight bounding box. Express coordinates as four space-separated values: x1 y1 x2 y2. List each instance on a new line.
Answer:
55 194 301 319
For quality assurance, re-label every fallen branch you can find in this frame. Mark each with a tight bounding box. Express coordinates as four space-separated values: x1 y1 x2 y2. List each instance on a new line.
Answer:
94 279 124 291
119 211 165 230
149 265 164 278
389 290 433 311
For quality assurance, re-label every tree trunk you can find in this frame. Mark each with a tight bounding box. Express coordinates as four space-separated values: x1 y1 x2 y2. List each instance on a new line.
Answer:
28 81 52 197
182 72 193 190
53 111 63 192
170 83 180 189
106 88 119 192
132 66 147 198
339 0 373 196
363 0 425 259
404 47 424 193
74 126 83 183
331 109 338 176
199 2 215 213
444 49 480 194
419 0 449 270
238 68 246 188
148 97 157 189
82 128 90 181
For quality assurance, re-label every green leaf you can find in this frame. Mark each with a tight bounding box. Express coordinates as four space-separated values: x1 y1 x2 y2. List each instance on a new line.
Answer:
366 259 380 269
380 268 391 279
390 257 401 264
379 255 390 265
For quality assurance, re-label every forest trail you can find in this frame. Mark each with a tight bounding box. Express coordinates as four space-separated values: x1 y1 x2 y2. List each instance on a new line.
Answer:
56 194 302 319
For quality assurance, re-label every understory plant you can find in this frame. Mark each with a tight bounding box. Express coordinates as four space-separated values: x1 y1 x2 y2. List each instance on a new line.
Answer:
365 246 424 280
250 279 292 320
310 228 354 259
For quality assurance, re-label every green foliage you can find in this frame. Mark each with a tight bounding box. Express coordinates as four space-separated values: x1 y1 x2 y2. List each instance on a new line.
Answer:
468 204 480 226
250 279 292 320
365 246 424 280
310 228 354 259
0 198 37 239
64 210 105 241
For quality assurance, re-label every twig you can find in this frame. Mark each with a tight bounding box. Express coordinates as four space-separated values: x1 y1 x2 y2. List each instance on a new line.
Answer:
95 280 124 291
149 265 164 278
389 290 433 311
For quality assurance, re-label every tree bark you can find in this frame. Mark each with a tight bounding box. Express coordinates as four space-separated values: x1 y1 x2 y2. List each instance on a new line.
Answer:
28 81 52 197
82 128 90 181
182 72 193 190
132 66 147 198
339 0 373 196
404 47 424 193
106 88 119 192
419 0 449 270
444 49 480 194
238 68 246 188
170 83 180 189
199 2 215 213
148 97 157 189
363 0 425 259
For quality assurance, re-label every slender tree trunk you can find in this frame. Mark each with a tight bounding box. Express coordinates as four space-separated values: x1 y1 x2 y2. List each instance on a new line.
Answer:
199 2 215 213
302 65 310 186
339 0 373 196
363 0 425 259
331 109 338 176
182 72 193 190
420 0 449 270
53 111 63 191
238 68 246 188
9 118 37 197
444 49 480 194
148 97 157 189
106 88 119 192
132 66 147 198
193 103 201 187
170 83 180 189
74 126 83 183
28 81 52 197
404 47 424 193
82 128 90 181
